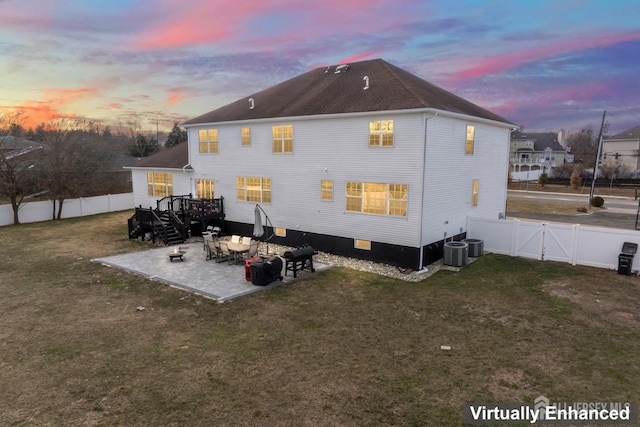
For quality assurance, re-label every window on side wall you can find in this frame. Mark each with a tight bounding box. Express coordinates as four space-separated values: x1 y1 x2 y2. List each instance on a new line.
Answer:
199 129 219 153
272 125 293 153
472 179 479 206
241 127 251 146
274 227 286 237
354 239 371 250
345 181 407 216
321 180 333 201
369 120 394 146
147 172 173 197
196 179 215 199
465 125 475 154
236 176 271 203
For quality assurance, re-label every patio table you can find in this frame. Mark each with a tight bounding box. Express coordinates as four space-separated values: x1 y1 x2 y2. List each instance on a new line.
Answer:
226 241 250 264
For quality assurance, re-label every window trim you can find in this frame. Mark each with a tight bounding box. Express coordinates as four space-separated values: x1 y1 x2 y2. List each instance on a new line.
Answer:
472 179 479 206
345 181 407 217
241 127 251 146
354 239 372 250
369 120 394 147
465 125 475 154
199 128 219 153
321 180 333 201
236 176 272 203
147 172 173 198
195 178 215 199
272 124 293 153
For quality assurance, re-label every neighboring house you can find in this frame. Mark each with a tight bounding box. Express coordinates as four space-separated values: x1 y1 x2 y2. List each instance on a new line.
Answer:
0 135 45 195
0 135 44 161
602 125 640 171
509 131 568 180
128 59 515 268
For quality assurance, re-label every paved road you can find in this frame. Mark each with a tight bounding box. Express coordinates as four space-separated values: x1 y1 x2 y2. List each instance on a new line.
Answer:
507 190 639 230
507 190 638 214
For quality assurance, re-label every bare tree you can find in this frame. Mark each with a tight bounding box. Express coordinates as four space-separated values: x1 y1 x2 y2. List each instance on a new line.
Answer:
565 126 597 166
37 119 119 219
0 110 41 224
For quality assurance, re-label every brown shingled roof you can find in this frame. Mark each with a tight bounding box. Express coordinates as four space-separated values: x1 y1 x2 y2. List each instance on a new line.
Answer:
183 59 513 126
126 142 190 169
606 125 640 140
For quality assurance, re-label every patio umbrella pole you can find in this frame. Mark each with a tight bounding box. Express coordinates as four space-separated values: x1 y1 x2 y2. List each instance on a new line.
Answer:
253 204 274 255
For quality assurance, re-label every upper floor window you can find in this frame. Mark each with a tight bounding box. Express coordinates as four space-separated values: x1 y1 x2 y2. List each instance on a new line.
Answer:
237 176 271 203
272 125 293 153
465 125 475 154
196 179 215 199
321 180 333 201
369 120 394 146
345 181 407 216
241 127 251 146
147 172 173 197
199 129 219 153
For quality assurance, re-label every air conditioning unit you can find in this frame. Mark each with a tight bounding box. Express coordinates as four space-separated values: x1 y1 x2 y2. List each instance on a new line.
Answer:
462 238 484 258
443 241 468 267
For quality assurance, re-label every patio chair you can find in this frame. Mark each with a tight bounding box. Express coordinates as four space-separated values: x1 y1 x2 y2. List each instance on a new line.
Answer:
231 235 241 244
216 241 231 264
241 241 259 261
203 232 214 253
241 236 252 246
205 239 220 260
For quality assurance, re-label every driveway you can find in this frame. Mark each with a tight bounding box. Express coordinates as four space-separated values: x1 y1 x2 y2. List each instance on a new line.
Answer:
94 242 331 302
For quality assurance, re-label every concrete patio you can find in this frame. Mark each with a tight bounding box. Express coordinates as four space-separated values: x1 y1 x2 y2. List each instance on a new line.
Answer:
93 242 331 302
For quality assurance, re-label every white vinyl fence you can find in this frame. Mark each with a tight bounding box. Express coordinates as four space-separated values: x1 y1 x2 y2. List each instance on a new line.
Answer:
0 193 134 227
467 216 640 271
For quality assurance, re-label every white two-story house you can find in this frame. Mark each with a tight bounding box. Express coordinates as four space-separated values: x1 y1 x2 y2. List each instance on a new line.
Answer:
128 59 515 269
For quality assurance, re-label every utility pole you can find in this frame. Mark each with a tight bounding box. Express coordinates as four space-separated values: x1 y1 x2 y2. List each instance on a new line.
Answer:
589 110 606 207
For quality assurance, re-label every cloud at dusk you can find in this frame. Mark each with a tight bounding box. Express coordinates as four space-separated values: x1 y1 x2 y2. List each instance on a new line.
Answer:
0 0 638 134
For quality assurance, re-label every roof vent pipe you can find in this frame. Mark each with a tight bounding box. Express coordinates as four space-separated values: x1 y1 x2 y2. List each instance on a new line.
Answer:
363 76 369 90
248 98 255 109
334 64 349 74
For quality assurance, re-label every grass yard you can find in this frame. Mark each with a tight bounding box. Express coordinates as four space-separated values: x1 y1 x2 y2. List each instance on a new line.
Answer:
1 211 639 426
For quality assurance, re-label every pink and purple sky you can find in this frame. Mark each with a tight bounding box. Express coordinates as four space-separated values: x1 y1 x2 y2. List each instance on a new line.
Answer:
1 0 638 134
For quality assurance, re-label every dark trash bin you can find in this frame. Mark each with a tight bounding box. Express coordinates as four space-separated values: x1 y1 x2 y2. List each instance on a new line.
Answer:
250 256 283 286
617 242 638 276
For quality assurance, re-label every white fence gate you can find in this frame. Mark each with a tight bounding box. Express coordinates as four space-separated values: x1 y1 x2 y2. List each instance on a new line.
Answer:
467 217 640 271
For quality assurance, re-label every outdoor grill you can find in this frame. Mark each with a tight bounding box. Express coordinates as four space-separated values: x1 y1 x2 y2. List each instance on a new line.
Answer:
283 245 317 278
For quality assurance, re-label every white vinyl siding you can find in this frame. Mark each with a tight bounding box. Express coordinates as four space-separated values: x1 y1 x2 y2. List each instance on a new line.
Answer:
184 112 510 249
421 117 510 246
